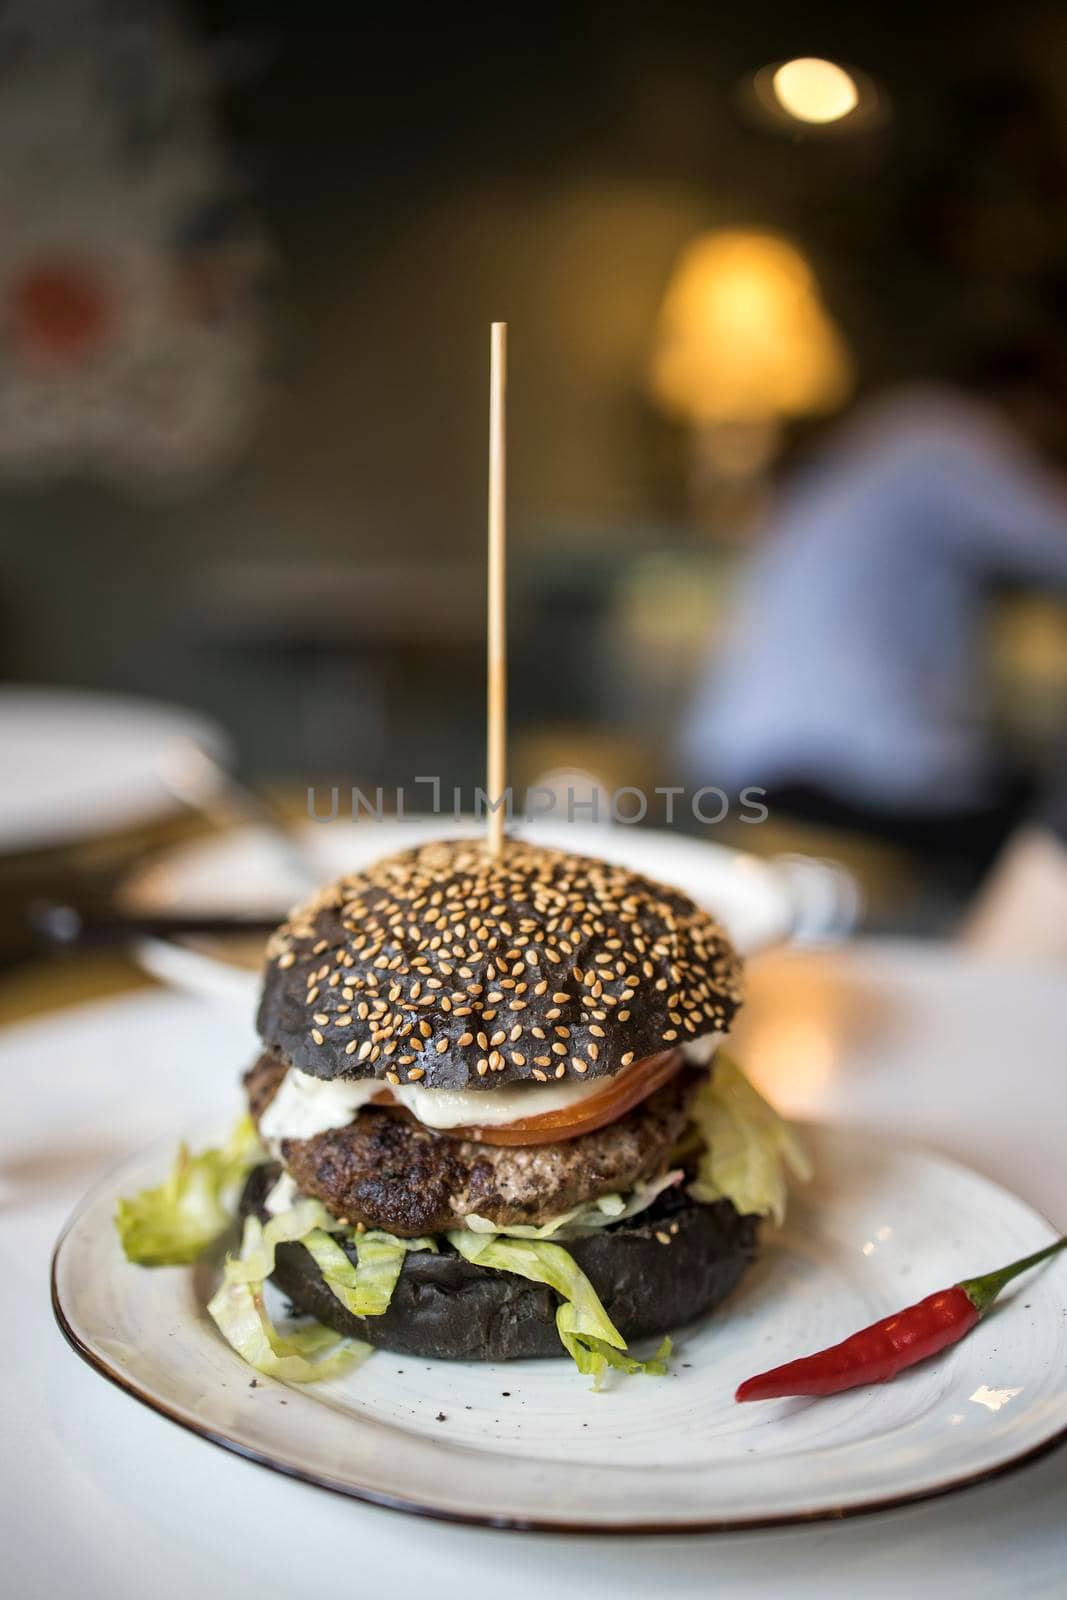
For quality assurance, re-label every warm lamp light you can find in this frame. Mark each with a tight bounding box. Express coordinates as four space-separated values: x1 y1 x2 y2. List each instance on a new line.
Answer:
747 58 885 138
650 230 851 527
772 58 859 124
651 230 851 425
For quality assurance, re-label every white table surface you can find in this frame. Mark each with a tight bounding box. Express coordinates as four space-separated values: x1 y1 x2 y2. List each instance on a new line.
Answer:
4 941 1067 1599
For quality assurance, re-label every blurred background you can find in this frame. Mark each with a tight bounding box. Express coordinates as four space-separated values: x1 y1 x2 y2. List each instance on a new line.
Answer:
6 0 1067 970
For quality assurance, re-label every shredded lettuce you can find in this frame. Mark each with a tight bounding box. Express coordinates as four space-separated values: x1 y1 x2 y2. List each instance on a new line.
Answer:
220 1200 338 1283
448 1231 624 1343
208 1215 371 1382
688 1054 811 1226
463 1169 684 1240
560 1326 672 1388
116 1115 263 1266
449 1230 669 1384
207 1201 438 1379
303 1229 437 1317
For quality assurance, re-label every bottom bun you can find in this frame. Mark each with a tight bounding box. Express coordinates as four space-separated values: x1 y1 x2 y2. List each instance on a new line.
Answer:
241 1165 759 1362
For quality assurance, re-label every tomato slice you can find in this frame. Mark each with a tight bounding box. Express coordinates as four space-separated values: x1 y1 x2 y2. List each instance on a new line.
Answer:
444 1048 684 1146
366 1049 686 1146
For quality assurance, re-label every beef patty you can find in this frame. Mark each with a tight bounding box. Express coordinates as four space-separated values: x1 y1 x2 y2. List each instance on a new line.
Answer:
245 1053 699 1236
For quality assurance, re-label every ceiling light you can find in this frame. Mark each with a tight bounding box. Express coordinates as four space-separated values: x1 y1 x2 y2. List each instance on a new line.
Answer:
771 57 860 124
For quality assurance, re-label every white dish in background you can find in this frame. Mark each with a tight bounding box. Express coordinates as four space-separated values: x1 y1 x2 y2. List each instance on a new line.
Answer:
121 817 859 1007
0 686 230 853
52 1122 1067 1533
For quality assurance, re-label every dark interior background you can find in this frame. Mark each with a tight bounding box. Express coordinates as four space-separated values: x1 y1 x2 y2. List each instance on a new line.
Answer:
5 0 1067 794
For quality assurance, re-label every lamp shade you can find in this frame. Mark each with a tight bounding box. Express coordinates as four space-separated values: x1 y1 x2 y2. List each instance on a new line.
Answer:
650 230 852 424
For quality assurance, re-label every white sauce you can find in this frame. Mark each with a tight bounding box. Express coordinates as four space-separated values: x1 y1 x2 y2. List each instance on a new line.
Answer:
681 1033 721 1068
259 1033 722 1143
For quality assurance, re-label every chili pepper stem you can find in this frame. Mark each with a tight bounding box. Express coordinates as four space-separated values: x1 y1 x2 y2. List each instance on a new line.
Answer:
959 1236 1067 1317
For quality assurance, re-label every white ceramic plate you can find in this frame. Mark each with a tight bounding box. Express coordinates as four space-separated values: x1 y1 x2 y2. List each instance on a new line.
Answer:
0 686 230 853
52 1124 1067 1532
120 818 859 1006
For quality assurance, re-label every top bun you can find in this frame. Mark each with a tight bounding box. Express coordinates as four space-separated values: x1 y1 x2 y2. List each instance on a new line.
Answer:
257 837 743 1092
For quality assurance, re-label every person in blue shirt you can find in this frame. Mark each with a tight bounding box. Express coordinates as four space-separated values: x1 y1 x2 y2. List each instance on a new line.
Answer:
681 349 1067 882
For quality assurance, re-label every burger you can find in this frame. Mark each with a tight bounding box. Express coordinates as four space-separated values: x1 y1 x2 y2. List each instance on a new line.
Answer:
118 836 808 1382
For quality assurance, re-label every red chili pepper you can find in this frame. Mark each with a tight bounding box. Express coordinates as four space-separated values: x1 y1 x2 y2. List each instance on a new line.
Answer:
736 1235 1067 1402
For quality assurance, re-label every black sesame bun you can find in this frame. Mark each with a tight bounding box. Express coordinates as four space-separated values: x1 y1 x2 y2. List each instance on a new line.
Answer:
241 1163 758 1361
257 837 744 1092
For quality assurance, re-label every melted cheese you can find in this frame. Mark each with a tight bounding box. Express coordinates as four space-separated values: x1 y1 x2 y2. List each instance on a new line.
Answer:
259 1033 721 1142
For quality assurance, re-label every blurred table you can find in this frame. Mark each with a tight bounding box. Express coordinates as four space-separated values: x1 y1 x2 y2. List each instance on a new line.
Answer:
0 950 150 1025
4 939 1067 1599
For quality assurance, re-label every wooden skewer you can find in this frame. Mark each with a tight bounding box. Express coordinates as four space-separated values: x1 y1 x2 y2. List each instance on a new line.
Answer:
486 321 508 857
